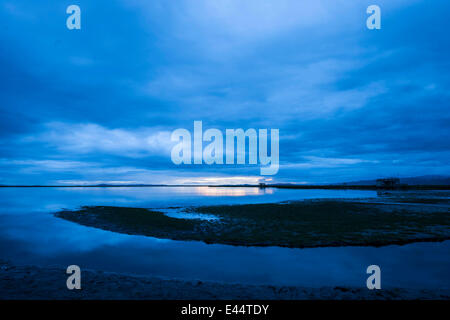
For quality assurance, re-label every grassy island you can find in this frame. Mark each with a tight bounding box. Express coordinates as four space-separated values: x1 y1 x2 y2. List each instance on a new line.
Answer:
55 199 450 248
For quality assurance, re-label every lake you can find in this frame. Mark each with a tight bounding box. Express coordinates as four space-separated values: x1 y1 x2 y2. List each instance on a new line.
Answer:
0 186 448 289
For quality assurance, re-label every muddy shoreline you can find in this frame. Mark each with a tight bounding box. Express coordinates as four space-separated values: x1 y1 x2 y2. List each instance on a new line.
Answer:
1 261 449 300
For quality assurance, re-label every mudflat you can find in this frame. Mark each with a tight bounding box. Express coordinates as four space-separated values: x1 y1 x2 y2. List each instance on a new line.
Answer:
55 196 450 248
1 262 449 300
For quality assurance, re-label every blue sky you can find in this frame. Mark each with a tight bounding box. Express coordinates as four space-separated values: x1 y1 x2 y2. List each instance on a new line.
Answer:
0 0 449 185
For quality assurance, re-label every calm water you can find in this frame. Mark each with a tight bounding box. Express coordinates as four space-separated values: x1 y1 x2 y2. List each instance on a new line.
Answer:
0 187 449 289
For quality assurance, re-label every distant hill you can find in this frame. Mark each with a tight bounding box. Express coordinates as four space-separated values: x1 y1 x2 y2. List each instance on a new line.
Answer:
340 175 450 186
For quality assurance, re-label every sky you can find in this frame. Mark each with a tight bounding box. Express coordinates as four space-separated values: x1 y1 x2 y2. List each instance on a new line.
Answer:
0 0 449 185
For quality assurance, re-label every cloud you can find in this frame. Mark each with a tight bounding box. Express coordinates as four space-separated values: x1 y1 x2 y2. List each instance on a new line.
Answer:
283 156 379 169
24 122 173 158
0 0 449 184
173 176 263 185
2 2 36 20
0 159 93 172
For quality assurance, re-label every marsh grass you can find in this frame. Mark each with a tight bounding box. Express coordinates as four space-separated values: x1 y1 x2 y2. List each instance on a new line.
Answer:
56 200 450 248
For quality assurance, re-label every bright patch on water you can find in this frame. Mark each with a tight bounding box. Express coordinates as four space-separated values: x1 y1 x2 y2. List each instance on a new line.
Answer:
157 208 220 221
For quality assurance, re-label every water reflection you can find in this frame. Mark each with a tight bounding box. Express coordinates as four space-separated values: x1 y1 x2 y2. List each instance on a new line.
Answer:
0 187 448 289
194 187 273 197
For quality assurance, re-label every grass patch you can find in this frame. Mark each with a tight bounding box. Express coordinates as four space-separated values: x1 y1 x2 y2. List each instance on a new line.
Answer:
55 201 450 248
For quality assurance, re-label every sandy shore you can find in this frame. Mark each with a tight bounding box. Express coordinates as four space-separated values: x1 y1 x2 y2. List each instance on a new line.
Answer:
1 261 449 300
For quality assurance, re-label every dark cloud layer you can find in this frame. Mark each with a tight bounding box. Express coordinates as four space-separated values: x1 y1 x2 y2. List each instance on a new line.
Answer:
0 0 449 184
